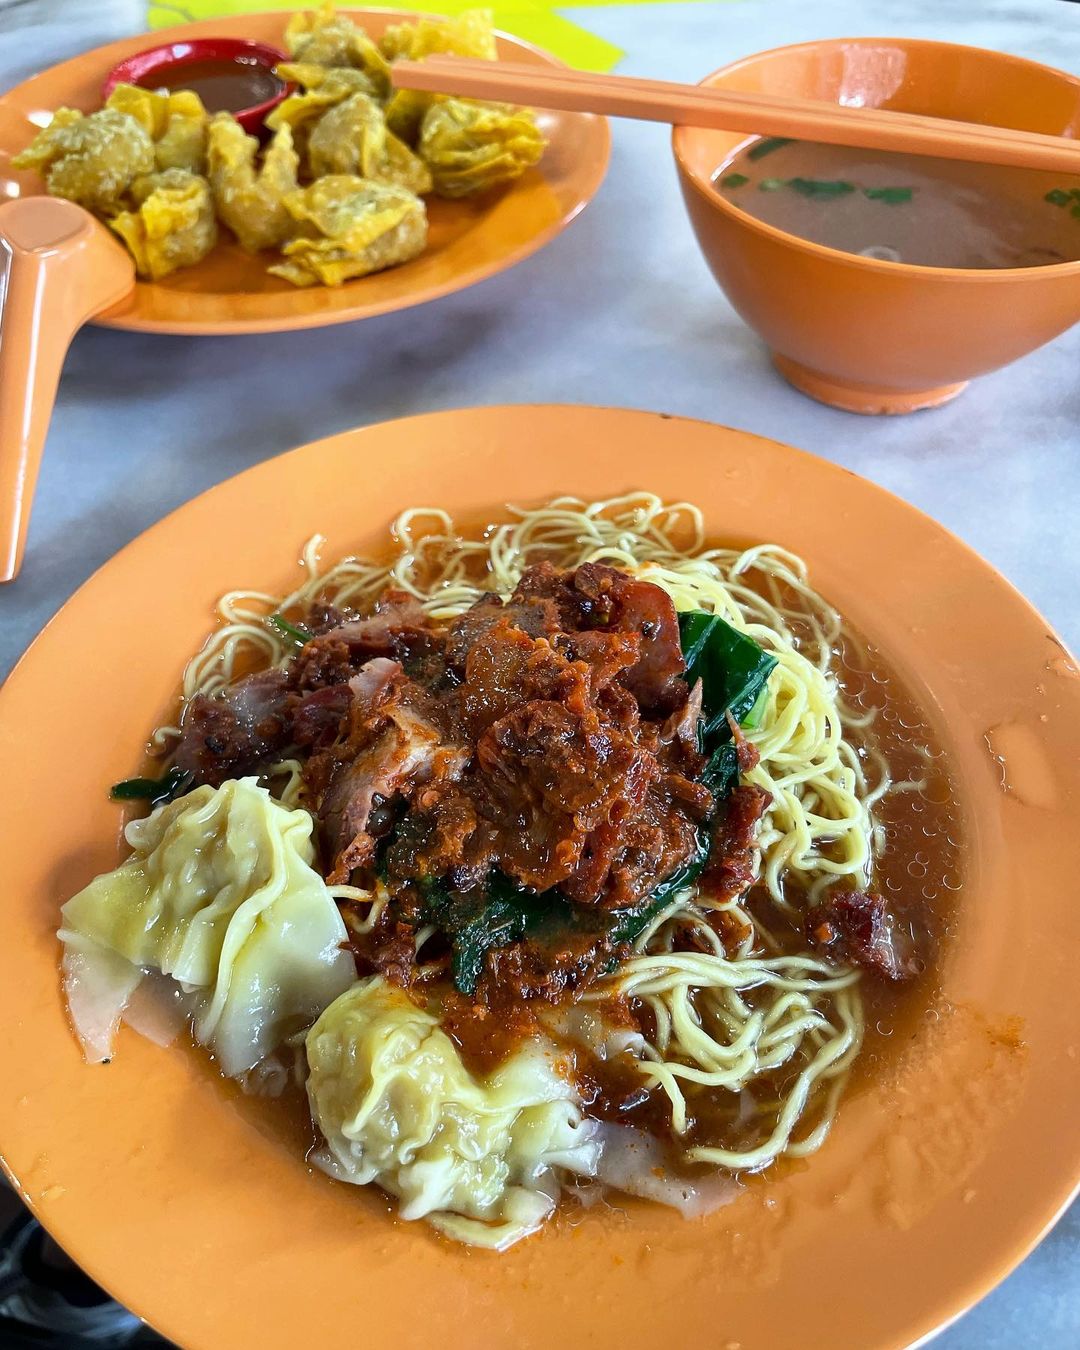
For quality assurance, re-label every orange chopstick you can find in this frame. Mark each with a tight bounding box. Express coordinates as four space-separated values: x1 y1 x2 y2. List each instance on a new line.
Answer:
391 56 1080 173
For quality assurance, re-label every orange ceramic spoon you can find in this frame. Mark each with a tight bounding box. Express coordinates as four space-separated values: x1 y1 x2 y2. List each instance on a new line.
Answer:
0 198 136 582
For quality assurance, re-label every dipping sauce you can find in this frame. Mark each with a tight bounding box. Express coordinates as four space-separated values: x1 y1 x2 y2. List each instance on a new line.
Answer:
138 57 284 115
714 136 1080 269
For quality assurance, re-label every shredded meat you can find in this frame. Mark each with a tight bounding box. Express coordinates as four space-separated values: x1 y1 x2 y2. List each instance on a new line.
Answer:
806 889 918 981
169 561 775 1008
699 784 771 904
383 602 709 908
306 659 468 883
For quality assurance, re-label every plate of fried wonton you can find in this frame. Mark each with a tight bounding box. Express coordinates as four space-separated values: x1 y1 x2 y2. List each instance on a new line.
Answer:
0 7 609 334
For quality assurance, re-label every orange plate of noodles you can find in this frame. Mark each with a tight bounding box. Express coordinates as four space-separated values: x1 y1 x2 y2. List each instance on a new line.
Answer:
0 10 609 334
0 405 1077 1350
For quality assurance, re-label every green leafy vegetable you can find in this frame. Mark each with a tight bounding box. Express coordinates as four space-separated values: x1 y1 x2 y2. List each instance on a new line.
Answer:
111 765 194 806
1046 188 1071 207
678 610 778 740
788 177 857 199
758 177 785 192
416 872 605 997
748 136 793 161
720 172 750 189
863 186 913 204
1071 203 1080 220
417 832 712 997
268 614 313 646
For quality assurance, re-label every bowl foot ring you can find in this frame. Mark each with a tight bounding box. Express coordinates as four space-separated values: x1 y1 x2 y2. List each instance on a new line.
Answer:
771 353 969 415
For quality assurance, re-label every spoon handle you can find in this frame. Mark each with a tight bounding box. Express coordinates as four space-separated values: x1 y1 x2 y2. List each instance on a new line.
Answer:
0 198 134 581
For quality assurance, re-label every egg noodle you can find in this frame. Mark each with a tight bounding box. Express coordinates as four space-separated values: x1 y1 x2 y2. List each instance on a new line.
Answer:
154 494 911 1172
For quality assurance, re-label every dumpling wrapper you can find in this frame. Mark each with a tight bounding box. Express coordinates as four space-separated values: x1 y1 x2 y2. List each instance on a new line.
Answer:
108 168 217 280
379 10 499 144
307 91 431 193
105 83 209 174
306 976 599 1249
12 107 154 214
269 175 426 287
378 9 498 62
265 62 377 160
207 113 299 252
419 97 545 198
284 1 391 94
58 777 355 1076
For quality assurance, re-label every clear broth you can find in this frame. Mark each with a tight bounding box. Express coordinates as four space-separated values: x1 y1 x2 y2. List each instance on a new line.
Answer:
714 136 1080 269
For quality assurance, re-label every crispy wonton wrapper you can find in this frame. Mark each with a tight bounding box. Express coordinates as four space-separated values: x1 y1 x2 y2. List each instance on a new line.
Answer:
378 9 498 62
269 174 427 287
307 92 431 192
12 107 154 214
284 1 391 94
105 83 209 174
207 113 299 252
379 9 499 144
266 63 378 167
419 98 545 198
109 168 217 280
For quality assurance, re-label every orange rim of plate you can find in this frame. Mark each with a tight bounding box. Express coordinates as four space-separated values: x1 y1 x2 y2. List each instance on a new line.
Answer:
0 405 1077 1350
0 11 610 335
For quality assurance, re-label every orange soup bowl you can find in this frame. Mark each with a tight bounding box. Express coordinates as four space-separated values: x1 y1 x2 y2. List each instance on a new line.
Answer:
672 39 1080 414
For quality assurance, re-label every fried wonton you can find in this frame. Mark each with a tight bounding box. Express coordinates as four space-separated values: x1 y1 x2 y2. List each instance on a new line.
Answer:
378 9 498 62
382 87 432 146
12 107 154 214
207 113 299 252
419 98 545 198
269 174 426 287
266 62 378 165
105 83 209 174
284 2 391 94
108 168 217 280
378 9 499 144
307 92 432 193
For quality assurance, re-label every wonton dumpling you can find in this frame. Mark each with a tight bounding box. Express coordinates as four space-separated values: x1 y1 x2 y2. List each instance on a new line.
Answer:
207 113 299 252
12 107 154 214
105 83 209 174
108 169 217 280
419 98 545 198
306 977 599 1249
58 778 355 1075
269 175 426 287
378 10 499 144
284 1 390 94
378 8 498 62
266 62 378 155
307 92 432 193
382 87 433 146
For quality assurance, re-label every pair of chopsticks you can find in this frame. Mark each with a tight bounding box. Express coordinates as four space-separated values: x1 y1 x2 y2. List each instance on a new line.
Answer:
391 56 1080 173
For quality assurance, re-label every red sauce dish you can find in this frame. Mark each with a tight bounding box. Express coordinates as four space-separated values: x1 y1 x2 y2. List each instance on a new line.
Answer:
103 37 293 134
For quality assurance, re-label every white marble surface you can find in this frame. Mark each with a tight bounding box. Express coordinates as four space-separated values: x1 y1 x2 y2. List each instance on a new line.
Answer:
0 1 1077 1346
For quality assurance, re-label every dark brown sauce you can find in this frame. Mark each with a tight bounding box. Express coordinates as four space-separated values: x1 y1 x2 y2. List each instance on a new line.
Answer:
139 58 283 114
